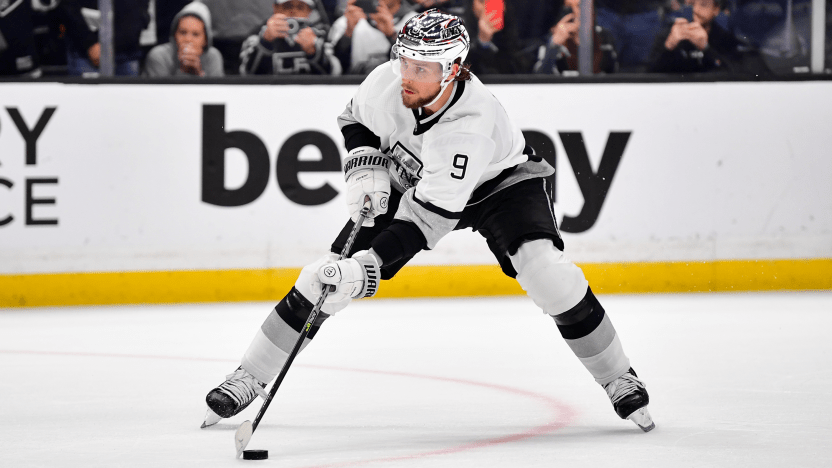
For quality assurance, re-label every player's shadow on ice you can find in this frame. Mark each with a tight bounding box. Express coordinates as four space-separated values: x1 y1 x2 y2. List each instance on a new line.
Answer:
535 426 653 441
199 422 239 430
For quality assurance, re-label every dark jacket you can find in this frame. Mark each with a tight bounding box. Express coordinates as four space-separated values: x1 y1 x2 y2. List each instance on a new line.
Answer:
649 20 769 75
463 0 528 74
0 0 39 75
596 0 666 14
57 0 149 56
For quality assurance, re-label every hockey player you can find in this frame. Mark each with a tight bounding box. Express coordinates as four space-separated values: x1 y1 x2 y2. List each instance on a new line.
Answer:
204 9 654 433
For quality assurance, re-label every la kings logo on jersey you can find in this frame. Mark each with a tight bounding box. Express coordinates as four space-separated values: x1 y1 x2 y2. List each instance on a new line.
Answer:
272 51 312 74
388 142 423 190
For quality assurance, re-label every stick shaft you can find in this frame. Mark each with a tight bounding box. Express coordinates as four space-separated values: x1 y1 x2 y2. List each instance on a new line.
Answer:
250 203 370 432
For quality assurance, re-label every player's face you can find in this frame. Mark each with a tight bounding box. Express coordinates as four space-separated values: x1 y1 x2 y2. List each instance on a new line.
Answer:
398 57 444 109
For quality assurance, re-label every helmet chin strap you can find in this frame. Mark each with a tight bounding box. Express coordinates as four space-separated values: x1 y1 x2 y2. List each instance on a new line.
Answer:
423 73 455 109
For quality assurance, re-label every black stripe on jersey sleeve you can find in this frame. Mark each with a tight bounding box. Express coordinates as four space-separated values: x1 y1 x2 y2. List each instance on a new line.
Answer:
371 220 427 266
341 122 381 152
413 192 463 220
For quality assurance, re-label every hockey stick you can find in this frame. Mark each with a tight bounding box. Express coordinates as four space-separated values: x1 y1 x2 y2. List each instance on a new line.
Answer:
235 198 372 458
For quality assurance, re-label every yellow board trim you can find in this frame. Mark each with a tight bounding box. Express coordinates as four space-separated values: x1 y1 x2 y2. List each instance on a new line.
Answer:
1 258 830 308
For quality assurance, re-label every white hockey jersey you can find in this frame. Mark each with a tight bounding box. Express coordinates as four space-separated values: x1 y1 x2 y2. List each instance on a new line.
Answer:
337 62 553 250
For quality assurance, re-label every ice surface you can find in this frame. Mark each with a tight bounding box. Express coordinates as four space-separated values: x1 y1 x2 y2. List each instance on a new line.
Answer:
1 292 831 467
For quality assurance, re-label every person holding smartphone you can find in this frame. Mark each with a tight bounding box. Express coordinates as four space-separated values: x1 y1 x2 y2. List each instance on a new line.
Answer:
240 0 341 75
463 0 527 74
647 0 769 75
329 0 418 74
532 0 619 75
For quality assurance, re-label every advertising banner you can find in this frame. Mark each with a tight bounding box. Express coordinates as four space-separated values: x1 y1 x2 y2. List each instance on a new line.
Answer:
1 81 830 304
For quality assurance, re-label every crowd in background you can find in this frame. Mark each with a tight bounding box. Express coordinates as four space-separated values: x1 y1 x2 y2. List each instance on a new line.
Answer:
1 0 830 78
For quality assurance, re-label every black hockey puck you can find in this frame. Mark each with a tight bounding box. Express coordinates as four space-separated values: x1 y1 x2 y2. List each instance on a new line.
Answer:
242 450 268 460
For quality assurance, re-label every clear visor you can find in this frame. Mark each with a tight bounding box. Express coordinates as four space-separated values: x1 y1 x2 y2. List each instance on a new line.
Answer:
390 46 448 83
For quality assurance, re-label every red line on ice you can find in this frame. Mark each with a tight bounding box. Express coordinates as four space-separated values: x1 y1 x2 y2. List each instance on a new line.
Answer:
0 349 578 467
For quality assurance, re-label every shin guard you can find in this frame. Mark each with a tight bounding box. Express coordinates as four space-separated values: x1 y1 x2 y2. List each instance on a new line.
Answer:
241 287 329 384
553 287 630 385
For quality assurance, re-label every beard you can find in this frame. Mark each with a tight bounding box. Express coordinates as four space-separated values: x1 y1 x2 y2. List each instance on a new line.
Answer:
401 87 441 109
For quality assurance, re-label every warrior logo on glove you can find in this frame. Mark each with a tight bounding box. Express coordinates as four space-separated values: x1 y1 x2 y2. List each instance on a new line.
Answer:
323 266 338 278
362 263 379 297
343 146 392 228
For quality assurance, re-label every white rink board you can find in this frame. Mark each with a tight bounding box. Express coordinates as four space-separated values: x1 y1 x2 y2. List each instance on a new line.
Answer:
0 81 830 274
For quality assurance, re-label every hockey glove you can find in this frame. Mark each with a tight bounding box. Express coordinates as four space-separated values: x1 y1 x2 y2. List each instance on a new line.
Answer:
344 146 391 227
316 250 381 303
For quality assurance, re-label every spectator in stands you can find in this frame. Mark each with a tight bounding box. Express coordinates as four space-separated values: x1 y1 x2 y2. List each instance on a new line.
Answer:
57 0 149 76
240 0 341 75
0 0 42 77
533 0 619 75
595 0 667 72
143 1 224 77
648 0 769 74
329 0 417 74
515 0 563 69
463 0 527 74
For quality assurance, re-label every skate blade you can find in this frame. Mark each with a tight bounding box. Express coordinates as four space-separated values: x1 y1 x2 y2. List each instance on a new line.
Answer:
201 408 222 429
626 407 655 432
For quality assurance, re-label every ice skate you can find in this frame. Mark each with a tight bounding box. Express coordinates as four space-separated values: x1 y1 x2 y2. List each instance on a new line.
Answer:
202 366 268 425
200 407 223 428
603 367 655 432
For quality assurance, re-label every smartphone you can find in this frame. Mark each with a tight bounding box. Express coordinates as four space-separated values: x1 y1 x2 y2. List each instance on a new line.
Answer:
353 0 379 14
484 0 504 31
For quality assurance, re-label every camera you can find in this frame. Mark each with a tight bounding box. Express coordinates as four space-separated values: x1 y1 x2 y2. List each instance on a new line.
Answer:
286 18 309 36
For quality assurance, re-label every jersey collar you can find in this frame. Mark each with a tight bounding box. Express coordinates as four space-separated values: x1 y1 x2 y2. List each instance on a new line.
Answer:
412 80 466 136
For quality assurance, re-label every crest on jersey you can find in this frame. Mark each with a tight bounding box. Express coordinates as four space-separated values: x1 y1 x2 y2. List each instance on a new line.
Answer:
388 142 423 190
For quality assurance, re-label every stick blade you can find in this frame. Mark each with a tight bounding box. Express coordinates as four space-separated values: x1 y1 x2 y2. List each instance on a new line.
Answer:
234 420 253 458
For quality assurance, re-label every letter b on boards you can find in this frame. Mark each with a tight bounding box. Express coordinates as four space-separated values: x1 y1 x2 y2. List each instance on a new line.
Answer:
201 104 341 207
202 105 270 207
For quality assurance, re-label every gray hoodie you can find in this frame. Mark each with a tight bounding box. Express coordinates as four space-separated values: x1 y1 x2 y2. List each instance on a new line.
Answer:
143 1 224 77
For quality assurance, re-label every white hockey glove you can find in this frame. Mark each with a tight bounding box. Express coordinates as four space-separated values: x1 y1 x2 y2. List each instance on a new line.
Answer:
344 146 391 227
297 253 351 315
316 250 381 303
